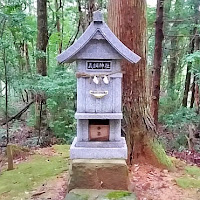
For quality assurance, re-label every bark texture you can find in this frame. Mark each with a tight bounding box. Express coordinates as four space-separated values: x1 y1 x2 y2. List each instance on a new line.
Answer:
87 0 97 24
190 0 200 109
108 0 171 168
36 0 48 76
36 0 48 131
167 0 182 92
151 0 164 127
55 0 62 54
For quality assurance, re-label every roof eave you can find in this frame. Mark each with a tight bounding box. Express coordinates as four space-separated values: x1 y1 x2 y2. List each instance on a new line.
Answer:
57 21 141 64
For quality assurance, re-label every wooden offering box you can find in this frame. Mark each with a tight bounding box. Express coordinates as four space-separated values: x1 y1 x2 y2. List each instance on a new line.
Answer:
89 120 109 141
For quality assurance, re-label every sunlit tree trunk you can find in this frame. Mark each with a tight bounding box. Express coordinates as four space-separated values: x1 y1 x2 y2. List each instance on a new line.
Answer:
151 0 164 127
108 0 172 167
182 31 195 107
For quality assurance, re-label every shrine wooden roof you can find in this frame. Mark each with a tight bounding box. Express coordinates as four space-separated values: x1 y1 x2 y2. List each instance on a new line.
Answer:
57 10 141 64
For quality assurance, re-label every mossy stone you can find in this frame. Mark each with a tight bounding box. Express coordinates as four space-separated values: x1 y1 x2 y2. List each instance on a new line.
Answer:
106 191 134 199
66 192 89 200
65 189 137 200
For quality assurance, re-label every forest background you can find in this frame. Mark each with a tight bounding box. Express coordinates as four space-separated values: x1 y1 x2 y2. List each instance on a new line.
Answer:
0 0 200 157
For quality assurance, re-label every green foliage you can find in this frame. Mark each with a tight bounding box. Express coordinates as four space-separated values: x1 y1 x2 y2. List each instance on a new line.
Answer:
160 107 200 129
159 103 200 151
21 69 77 142
159 93 181 121
147 6 156 66
0 0 80 144
185 51 200 84
185 51 200 64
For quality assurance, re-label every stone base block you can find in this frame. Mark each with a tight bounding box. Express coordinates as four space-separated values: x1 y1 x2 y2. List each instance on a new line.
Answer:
70 137 127 159
76 137 125 148
68 159 128 191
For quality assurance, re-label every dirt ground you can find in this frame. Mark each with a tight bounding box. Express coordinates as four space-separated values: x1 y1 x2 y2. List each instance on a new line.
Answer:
1 146 200 200
30 173 68 200
26 160 200 200
130 163 200 200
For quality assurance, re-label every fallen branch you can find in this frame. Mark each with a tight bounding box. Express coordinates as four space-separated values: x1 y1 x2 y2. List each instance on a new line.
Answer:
0 101 34 126
32 191 46 197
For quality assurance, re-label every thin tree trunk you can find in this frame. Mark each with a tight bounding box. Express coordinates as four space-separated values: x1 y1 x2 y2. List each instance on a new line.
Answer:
3 49 9 144
36 0 48 76
151 0 164 127
167 0 181 93
24 43 31 73
182 64 192 107
55 0 62 54
36 0 48 131
77 0 87 32
190 76 196 108
87 0 97 25
190 0 200 109
108 0 172 168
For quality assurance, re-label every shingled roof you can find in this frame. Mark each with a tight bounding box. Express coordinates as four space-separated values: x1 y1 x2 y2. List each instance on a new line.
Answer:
57 10 141 64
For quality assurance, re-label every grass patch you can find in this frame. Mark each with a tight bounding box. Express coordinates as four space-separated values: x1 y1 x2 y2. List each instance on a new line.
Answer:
0 145 70 200
53 144 70 158
185 166 200 178
176 177 200 189
106 191 132 200
176 165 200 189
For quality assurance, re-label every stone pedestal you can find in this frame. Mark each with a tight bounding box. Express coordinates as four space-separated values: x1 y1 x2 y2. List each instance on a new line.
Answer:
68 159 128 191
70 137 127 159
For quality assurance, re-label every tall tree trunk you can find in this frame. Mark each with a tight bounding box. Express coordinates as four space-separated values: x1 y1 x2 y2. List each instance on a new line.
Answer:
108 0 172 168
151 0 164 127
77 0 87 32
36 0 48 131
167 0 181 93
190 0 200 109
36 0 48 76
55 0 62 54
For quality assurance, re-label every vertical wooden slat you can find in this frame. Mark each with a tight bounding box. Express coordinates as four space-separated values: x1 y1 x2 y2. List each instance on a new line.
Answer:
7 144 14 171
